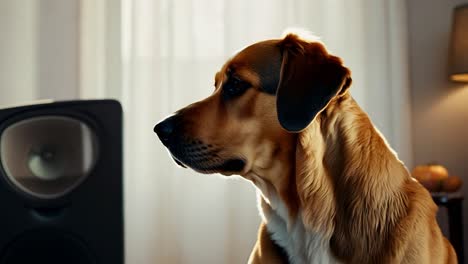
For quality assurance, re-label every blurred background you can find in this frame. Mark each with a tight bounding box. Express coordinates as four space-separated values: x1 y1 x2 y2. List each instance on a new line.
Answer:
0 0 467 263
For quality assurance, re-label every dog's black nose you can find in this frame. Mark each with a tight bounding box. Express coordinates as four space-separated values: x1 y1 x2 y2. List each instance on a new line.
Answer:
154 115 177 145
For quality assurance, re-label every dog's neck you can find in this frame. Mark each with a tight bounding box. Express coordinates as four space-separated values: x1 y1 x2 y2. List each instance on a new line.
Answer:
249 94 415 262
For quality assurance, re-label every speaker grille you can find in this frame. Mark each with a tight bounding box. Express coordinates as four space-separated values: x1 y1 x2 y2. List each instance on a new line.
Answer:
0 116 99 199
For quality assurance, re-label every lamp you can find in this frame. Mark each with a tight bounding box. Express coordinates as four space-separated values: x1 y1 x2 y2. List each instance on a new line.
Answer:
449 4 468 82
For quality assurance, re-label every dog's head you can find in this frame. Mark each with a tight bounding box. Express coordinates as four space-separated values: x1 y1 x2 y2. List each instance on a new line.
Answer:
154 33 351 177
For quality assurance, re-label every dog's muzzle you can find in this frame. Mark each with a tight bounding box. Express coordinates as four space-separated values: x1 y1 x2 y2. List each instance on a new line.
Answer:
154 115 246 173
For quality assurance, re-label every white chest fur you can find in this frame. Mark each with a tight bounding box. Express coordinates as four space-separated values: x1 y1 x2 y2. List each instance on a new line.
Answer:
258 191 341 264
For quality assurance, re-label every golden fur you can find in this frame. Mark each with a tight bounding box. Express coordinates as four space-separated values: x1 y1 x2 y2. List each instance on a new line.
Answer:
155 33 457 263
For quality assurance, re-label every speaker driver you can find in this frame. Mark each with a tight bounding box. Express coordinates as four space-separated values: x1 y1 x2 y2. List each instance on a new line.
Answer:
0 116 98 199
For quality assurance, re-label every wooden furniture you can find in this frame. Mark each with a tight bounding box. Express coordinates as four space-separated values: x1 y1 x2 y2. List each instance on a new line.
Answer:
432 193 464 263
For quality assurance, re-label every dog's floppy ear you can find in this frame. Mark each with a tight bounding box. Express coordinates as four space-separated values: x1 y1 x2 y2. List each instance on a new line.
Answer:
276 34 352 132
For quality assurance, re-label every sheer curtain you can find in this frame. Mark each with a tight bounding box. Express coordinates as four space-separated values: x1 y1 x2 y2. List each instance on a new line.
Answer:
80 0 412 263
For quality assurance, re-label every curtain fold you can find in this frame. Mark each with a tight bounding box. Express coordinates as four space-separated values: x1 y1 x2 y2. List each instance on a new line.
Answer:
80 1 412 263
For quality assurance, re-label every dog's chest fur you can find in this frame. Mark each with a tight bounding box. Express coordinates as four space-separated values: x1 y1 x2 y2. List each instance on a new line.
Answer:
258 191 341 264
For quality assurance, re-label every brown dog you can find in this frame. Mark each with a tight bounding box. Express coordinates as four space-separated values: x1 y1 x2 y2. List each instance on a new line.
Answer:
154 33 457 263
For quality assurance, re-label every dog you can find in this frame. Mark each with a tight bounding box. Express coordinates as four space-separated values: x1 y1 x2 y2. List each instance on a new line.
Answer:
154 32 457 263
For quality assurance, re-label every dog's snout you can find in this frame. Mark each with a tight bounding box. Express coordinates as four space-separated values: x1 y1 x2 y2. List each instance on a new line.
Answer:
154 115 178 145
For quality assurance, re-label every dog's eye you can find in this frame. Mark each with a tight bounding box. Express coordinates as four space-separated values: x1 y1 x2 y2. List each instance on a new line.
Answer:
222 76 249 98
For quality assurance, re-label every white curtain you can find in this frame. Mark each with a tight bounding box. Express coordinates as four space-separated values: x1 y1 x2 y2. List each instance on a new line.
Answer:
79 0 413 263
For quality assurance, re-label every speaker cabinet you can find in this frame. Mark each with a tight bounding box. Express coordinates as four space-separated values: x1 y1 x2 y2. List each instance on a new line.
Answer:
0 100 123 264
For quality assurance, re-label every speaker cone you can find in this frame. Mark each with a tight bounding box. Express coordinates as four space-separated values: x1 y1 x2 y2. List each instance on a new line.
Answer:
0 116 98 199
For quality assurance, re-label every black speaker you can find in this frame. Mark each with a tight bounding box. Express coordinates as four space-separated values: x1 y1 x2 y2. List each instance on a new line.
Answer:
0 100 123 264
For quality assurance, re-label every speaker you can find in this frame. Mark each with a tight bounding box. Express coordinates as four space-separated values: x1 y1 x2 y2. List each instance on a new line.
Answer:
0 100 123 264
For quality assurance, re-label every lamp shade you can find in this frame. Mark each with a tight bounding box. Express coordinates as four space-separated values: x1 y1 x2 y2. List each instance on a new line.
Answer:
450 4 468 82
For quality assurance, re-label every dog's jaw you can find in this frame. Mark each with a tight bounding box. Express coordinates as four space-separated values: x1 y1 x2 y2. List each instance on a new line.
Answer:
162 135 248 174
171 155 187 168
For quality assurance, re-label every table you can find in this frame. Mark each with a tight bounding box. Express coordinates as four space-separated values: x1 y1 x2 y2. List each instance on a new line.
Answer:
432 193 464 263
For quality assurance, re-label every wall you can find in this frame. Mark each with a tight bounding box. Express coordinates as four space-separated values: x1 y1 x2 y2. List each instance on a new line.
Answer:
0 0 79 105
37 0 79 99
0 1 37 105
407 0 468 258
